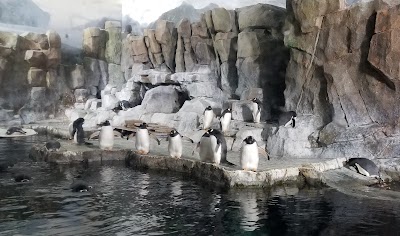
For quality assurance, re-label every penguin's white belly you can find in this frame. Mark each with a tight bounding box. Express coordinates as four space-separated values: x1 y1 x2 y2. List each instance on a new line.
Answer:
136 129 150 154
199 137 213 162
73 132 78 144
210 136 221 165
241 143 259 171
168 135 182 158
355 163 370 177
99 126 114 150
252 104 260 123
203 110 214 129
220 114 231 132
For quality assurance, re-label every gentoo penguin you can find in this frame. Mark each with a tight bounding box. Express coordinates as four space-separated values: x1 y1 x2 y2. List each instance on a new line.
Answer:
70 118 91 145
89 121 120 150
203 106 214 130
282 111 297 128
209 129 235 166
240 136 269 172
219 108 232 134
14 174 31 183
346 158 381 180
194 129 215 163
251 98 262 123
6 127 26 135
167 129 188 158
45 141 61 152
119 100 132 111
70 180 92 192
128 123 160 154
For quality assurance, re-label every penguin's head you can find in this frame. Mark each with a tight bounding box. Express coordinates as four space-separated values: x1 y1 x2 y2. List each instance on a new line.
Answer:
99 120 111 127
139 123 147 129
205 106 212 111
73 118 85 128
225 108 231 113
203 129 212 137
170 129 178 137
244 136 256 144
289 111 297 118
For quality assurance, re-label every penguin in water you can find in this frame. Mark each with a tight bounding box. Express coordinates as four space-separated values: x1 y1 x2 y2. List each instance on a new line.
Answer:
70 179 92 192
251 98 262 123
219 108 232 134
345 158 382 181
70 118 92 145
14 174 31 183
282 111 297 128
240 136 269 172
128 123 160 154
6 127 26 135
89 120 121 150
0 161 14 172
45 141 61 152
203 106 214 130
166 129 193 158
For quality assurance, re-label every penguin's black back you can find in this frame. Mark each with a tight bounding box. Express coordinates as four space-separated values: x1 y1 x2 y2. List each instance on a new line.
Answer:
347 158 379 176
209 129 227 162
70 180 90 192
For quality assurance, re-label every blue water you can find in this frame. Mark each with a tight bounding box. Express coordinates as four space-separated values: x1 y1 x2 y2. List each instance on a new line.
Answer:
0 136 399 236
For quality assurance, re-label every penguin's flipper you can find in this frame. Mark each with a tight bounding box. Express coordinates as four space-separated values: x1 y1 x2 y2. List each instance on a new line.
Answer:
127 133 136 140
215 139 222 153
292 117 296 128
284 119 292 127
113 131 122 137
89 131 100 140
150 133 160 145
192 142 200 156
165 136 169 142
182 136 194 143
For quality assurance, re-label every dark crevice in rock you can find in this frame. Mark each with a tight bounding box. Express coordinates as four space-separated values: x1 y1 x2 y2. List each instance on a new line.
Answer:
357 90 374 123
346 27 352 53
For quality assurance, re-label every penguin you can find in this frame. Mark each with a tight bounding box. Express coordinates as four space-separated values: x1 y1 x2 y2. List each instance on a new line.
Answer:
251 98 262 123
209 129 235 165
45 141 61 152
219 108 232 134
14 174 31 183
240 136 269 172
203 106 214 130
0 161 14 172
167 130 182 158
89 120 121 150
119 100 132 111
70 180 92 192
346 158 382 180
282 111 297 128
194 129 214 163
70 118 91 145
6 127 26 135
114 128 134 140
128 123 160 154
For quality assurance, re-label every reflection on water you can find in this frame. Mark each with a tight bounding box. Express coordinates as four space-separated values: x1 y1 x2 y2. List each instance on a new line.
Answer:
0 136 400 235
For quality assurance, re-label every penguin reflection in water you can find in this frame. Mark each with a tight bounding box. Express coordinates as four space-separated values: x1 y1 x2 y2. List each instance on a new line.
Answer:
166 129 193 159
89 120 121 150
240 136 269 172
128 123 160 154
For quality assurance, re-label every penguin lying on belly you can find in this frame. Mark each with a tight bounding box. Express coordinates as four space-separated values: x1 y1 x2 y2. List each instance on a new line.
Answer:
128 123 160 154
345 158 382 182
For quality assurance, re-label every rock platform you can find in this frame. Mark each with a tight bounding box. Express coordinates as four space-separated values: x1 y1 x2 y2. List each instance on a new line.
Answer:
27 121 350 189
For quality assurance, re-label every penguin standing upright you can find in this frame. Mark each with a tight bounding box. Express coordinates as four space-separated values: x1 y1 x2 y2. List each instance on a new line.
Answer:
203 106 214 130
89 121 120 150
194 129 234 165
128 123 160 154
240 136 268 172
251 98 262 123
220 108 232 134
70 118 86 145
282 111 297 128
167 130 183 158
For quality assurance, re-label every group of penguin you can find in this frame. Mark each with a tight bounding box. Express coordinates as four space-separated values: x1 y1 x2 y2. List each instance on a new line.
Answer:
64 98 296 172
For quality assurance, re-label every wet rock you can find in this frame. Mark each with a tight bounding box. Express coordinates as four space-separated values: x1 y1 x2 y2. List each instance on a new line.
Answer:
102 94 119 110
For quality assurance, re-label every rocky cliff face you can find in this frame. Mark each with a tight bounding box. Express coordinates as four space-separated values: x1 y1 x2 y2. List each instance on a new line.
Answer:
268 0 400 159
0 0 50 28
